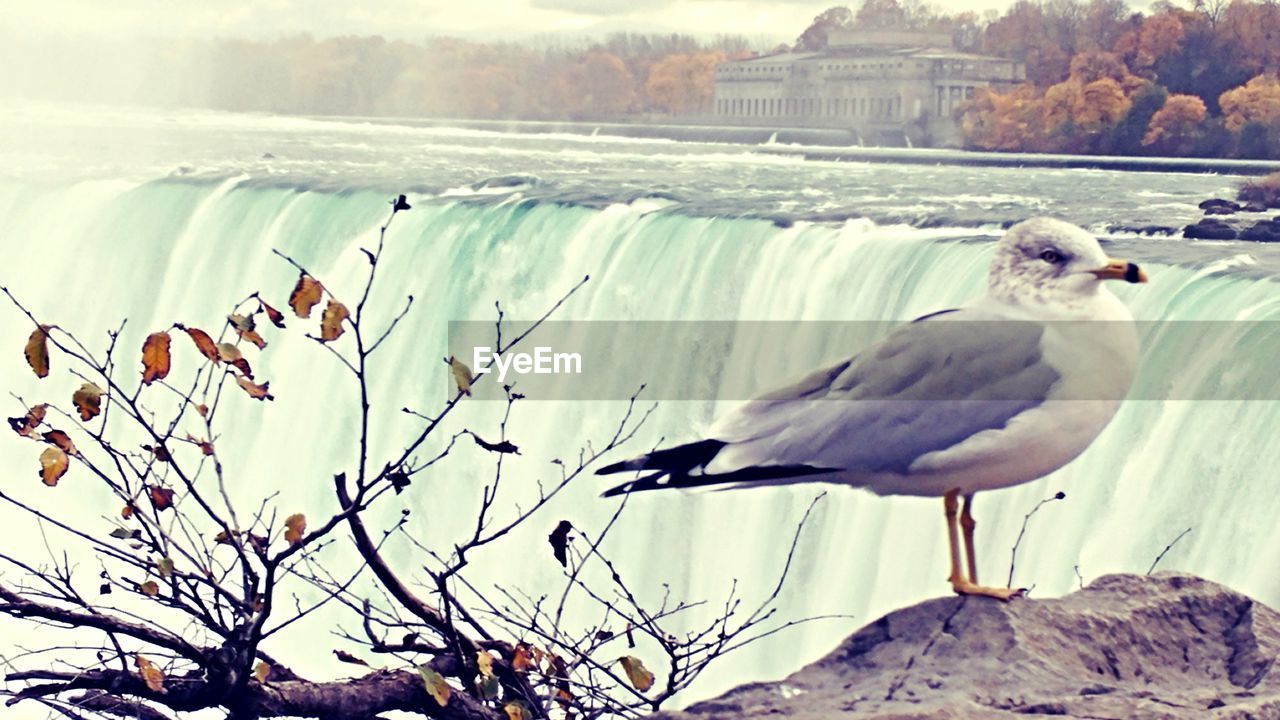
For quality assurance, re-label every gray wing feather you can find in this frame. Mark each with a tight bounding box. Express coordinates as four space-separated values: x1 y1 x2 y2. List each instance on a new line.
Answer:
707 311 1061 476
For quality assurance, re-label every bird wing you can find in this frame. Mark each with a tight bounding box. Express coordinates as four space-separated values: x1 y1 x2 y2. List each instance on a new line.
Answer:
703 308 1062 480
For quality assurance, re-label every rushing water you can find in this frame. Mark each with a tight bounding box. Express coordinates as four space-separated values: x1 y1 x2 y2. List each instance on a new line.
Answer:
1 105 1278 712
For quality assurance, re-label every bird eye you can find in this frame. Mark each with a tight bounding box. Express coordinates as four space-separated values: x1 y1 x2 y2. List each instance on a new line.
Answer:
1039 249 1062 264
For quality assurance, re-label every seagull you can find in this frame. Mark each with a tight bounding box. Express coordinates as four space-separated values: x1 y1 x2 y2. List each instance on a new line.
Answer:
598 218 1147 600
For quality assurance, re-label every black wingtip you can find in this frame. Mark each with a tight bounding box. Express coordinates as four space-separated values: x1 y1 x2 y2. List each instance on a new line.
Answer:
600 471 668 497
600 482 629 498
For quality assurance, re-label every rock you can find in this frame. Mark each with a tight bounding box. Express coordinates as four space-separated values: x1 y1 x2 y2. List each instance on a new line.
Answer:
1109 225 1176 236
652 573 1280 720
1199 198 1241 214
1243 201 1268 213
1241 220 1280 242
1183 218 1238 240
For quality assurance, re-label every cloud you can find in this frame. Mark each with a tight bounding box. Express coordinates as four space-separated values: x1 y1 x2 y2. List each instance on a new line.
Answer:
530 0 676 15
3 0 1019 42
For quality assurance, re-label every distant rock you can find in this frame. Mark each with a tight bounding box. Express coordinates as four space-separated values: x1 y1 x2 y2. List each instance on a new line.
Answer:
1199 198 1242 214
1243 201 1269 213
1184 218 1238 240
653 573 1280 720
1241 219 1280 242
1109 224 1176 236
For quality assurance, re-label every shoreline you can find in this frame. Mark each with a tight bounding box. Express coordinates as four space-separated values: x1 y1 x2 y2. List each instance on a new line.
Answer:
326 115 1280 176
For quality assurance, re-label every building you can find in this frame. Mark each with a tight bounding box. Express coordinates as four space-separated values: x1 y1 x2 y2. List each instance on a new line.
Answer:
712 30 1024 147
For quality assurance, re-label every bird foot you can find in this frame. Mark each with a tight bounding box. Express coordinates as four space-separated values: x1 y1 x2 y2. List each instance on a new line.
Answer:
950 579 1025 602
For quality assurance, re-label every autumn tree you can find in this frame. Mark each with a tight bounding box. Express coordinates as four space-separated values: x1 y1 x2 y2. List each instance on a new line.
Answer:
1112 10 1187 78
579 51 636 117
961 84 1048 151
1109 82 1169 153
0 197 821 719
1217 0 1280 77
983 2 1072 86
795 6 856 51
645 51 724 115
1040 76 1132 151
1142 93 1208 154
1219 73 1280 132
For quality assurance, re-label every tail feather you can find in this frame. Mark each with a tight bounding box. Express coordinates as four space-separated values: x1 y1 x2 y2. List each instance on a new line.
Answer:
600 464 838 498
595 439 727 476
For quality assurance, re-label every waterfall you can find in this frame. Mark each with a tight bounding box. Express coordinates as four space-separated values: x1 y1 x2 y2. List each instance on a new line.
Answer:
1 176 1278 708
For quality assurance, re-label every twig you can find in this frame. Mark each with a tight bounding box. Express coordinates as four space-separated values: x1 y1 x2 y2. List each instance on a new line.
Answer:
1007 490 1066 588
1147 528 1192 575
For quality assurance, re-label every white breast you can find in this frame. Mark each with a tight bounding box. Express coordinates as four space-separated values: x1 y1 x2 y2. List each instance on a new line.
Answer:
886 289 1139 497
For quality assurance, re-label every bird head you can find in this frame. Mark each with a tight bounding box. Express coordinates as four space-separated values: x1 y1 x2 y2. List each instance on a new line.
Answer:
986 217 1146 309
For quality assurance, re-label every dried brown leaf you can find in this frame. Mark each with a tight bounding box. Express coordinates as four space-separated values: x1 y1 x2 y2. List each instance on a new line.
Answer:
512 644 535 672
8 404 48 437
417 666 450 707
141 332 171 385
236 376 273 401
548 520 572 568
448 356 473 396
319 300 349 342
183 327 220 364
283 513 306 545
72 383 103 421
143 444 172 462
472 433 519 454
231 315 266 348
289 274 324 318
333 649 368 667
39 446 68 487
259 298 286 328
619 655 654 692
476 651 495 678
228 313 254 332
186 434 214 455
42 430 76 455
24 326 50 378
134 654 166 693
148 485 175 511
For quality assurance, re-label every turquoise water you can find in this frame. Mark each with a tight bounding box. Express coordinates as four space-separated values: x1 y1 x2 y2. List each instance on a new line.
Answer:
0 107 1278 711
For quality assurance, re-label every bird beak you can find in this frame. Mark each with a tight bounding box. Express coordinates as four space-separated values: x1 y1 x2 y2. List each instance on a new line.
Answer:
1090 258 1147 284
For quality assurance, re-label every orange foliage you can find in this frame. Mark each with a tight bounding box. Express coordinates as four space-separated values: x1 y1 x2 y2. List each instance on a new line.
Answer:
1218 1 1280 76
1143 94 1207 152
1219 74 1280 132
1068 51 1129 85
1044 78 1130 132
962 85 1047 151
1113 11 1188 74
645 51 724 115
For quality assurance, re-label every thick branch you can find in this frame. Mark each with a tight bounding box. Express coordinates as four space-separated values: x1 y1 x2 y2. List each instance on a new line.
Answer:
0 583 204 661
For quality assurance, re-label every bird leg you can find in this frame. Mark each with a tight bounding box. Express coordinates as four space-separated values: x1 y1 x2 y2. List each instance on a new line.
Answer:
944 489 1023 602
961 494 979 584
944 489 965 587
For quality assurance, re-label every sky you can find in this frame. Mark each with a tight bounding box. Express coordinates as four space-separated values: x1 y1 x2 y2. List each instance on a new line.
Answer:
2 0 1022 44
